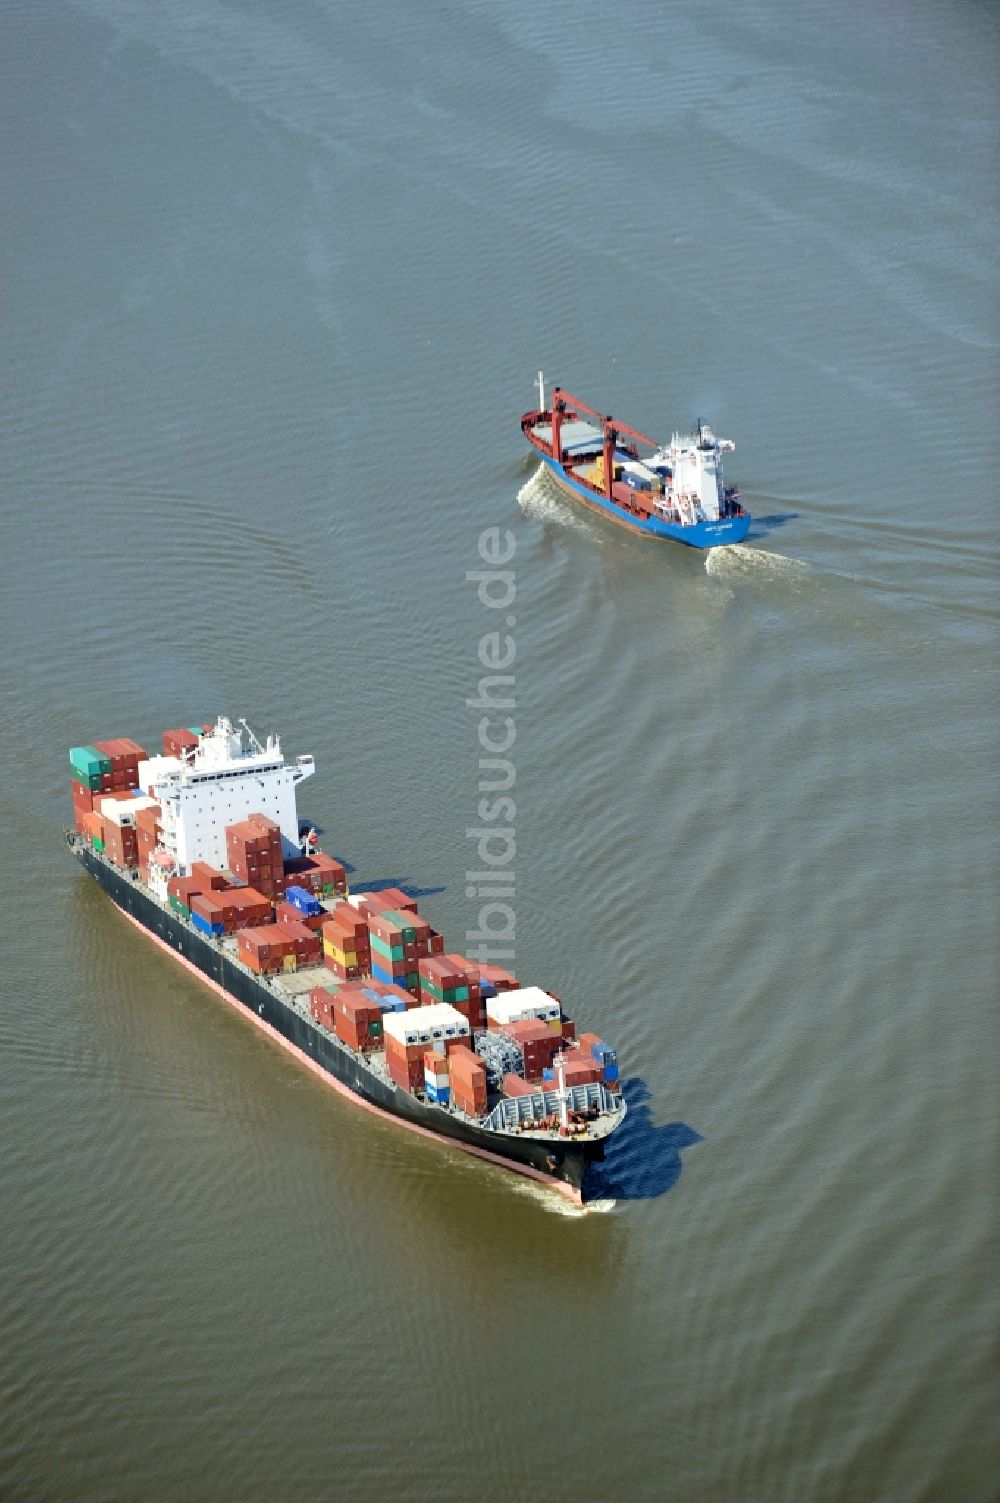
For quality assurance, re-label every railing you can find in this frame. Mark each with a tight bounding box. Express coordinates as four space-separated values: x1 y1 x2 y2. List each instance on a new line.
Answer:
485 1082 618 1132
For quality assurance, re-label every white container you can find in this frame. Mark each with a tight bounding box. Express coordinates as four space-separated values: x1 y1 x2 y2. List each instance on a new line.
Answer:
485 986 560 1027
99 795 157 826
382 1003 470 1048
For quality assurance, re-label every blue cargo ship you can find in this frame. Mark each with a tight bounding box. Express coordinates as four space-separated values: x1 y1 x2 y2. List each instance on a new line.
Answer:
521 375 750 549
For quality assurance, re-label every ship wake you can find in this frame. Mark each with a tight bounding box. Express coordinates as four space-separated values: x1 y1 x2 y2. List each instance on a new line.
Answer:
516 463 602 540
704 541 809 578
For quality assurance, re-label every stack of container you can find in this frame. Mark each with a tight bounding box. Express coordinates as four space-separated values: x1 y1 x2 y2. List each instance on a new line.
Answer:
276 889 326 932
310 985 385 1050
69 746 114 832
190 887 272 937
167 874 211 917
367 909 435 994
80 810 105 851
448 1046 488 1117
278 916 321 967
356 979 411 1013
382 1005 471 1094
100 800 140 869
190 862 229 891
226 815 285 898
190 893 227 937
423 1050 450 1105
321 903 372 980
417 954 484 1029
94 738 147 789
135 803 162 880
476 963 520 996
485 986 562 1033
502 1019 562 1081
542 1053 602 1089
576 1034 619 1088
282 852 347 898
238 924 296 974
162 726 210 758
94 793 158 868
353 887 419 916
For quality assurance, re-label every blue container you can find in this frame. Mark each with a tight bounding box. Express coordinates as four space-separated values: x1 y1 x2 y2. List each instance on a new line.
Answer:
371 961 407 989
594 1042 617 1065
378 996 407 1013
286 885 322 917
542 1067 555 1082
479 981 498 1000
425 1082 450 1106
191 912 223 937
602 1061 620 1083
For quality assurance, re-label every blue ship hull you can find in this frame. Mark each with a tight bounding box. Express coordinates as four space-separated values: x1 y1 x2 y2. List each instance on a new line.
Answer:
541 455 751 550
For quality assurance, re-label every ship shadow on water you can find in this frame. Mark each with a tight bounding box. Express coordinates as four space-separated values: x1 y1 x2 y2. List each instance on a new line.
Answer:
583 1078 702 1201
744 510 799 541
350 876 447 901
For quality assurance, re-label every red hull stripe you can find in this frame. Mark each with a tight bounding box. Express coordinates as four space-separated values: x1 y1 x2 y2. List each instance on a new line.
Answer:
114 904 582 1205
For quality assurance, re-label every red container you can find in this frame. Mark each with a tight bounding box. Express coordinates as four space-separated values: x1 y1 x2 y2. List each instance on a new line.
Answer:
227 887 273 927
385 1050 424 1092
103 823 138 868
559 1057 602 1087
560 1016 577 1043
355 887 419 915
95 737 147 772
478 963 520 993
283 852 347 896
502 1074 536 1098
323 955 367 981
190 892 228 929
162 728 200 758
451 1081 487 1116
81 810 104 843
279 917 321 964
577 1032 602 1058
238 924 294 973
168 874 208 906
190 861 229 891
276 899 325 932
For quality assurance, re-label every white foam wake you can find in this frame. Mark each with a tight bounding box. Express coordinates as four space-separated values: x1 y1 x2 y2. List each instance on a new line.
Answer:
705 542 809 577
516 463 598 538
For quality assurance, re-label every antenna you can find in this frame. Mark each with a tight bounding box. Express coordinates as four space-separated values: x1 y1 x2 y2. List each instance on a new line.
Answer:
537 370 546 412
238 718 263 756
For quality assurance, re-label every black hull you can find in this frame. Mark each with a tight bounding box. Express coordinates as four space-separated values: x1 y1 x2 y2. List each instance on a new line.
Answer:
69 838 600 1198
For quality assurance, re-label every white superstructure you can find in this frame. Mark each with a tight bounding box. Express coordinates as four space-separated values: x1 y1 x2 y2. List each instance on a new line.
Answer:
653 419 735 523
148 716 314 877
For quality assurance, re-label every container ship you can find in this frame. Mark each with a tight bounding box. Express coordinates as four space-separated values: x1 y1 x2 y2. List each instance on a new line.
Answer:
66 718 626 1203
521 374 750 549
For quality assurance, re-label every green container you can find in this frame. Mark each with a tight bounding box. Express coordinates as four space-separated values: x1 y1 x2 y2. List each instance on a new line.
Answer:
187 726 205 738
384 911 416 942
320 883 337 897
371 935 405 963
72 770 102 792
369 1019 383 1038
70 745 110 779
92 837 105 853
169 896 190 917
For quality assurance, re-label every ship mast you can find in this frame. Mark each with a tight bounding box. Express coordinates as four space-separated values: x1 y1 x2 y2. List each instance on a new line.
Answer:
555 1051 570 1130
537 370 546 412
